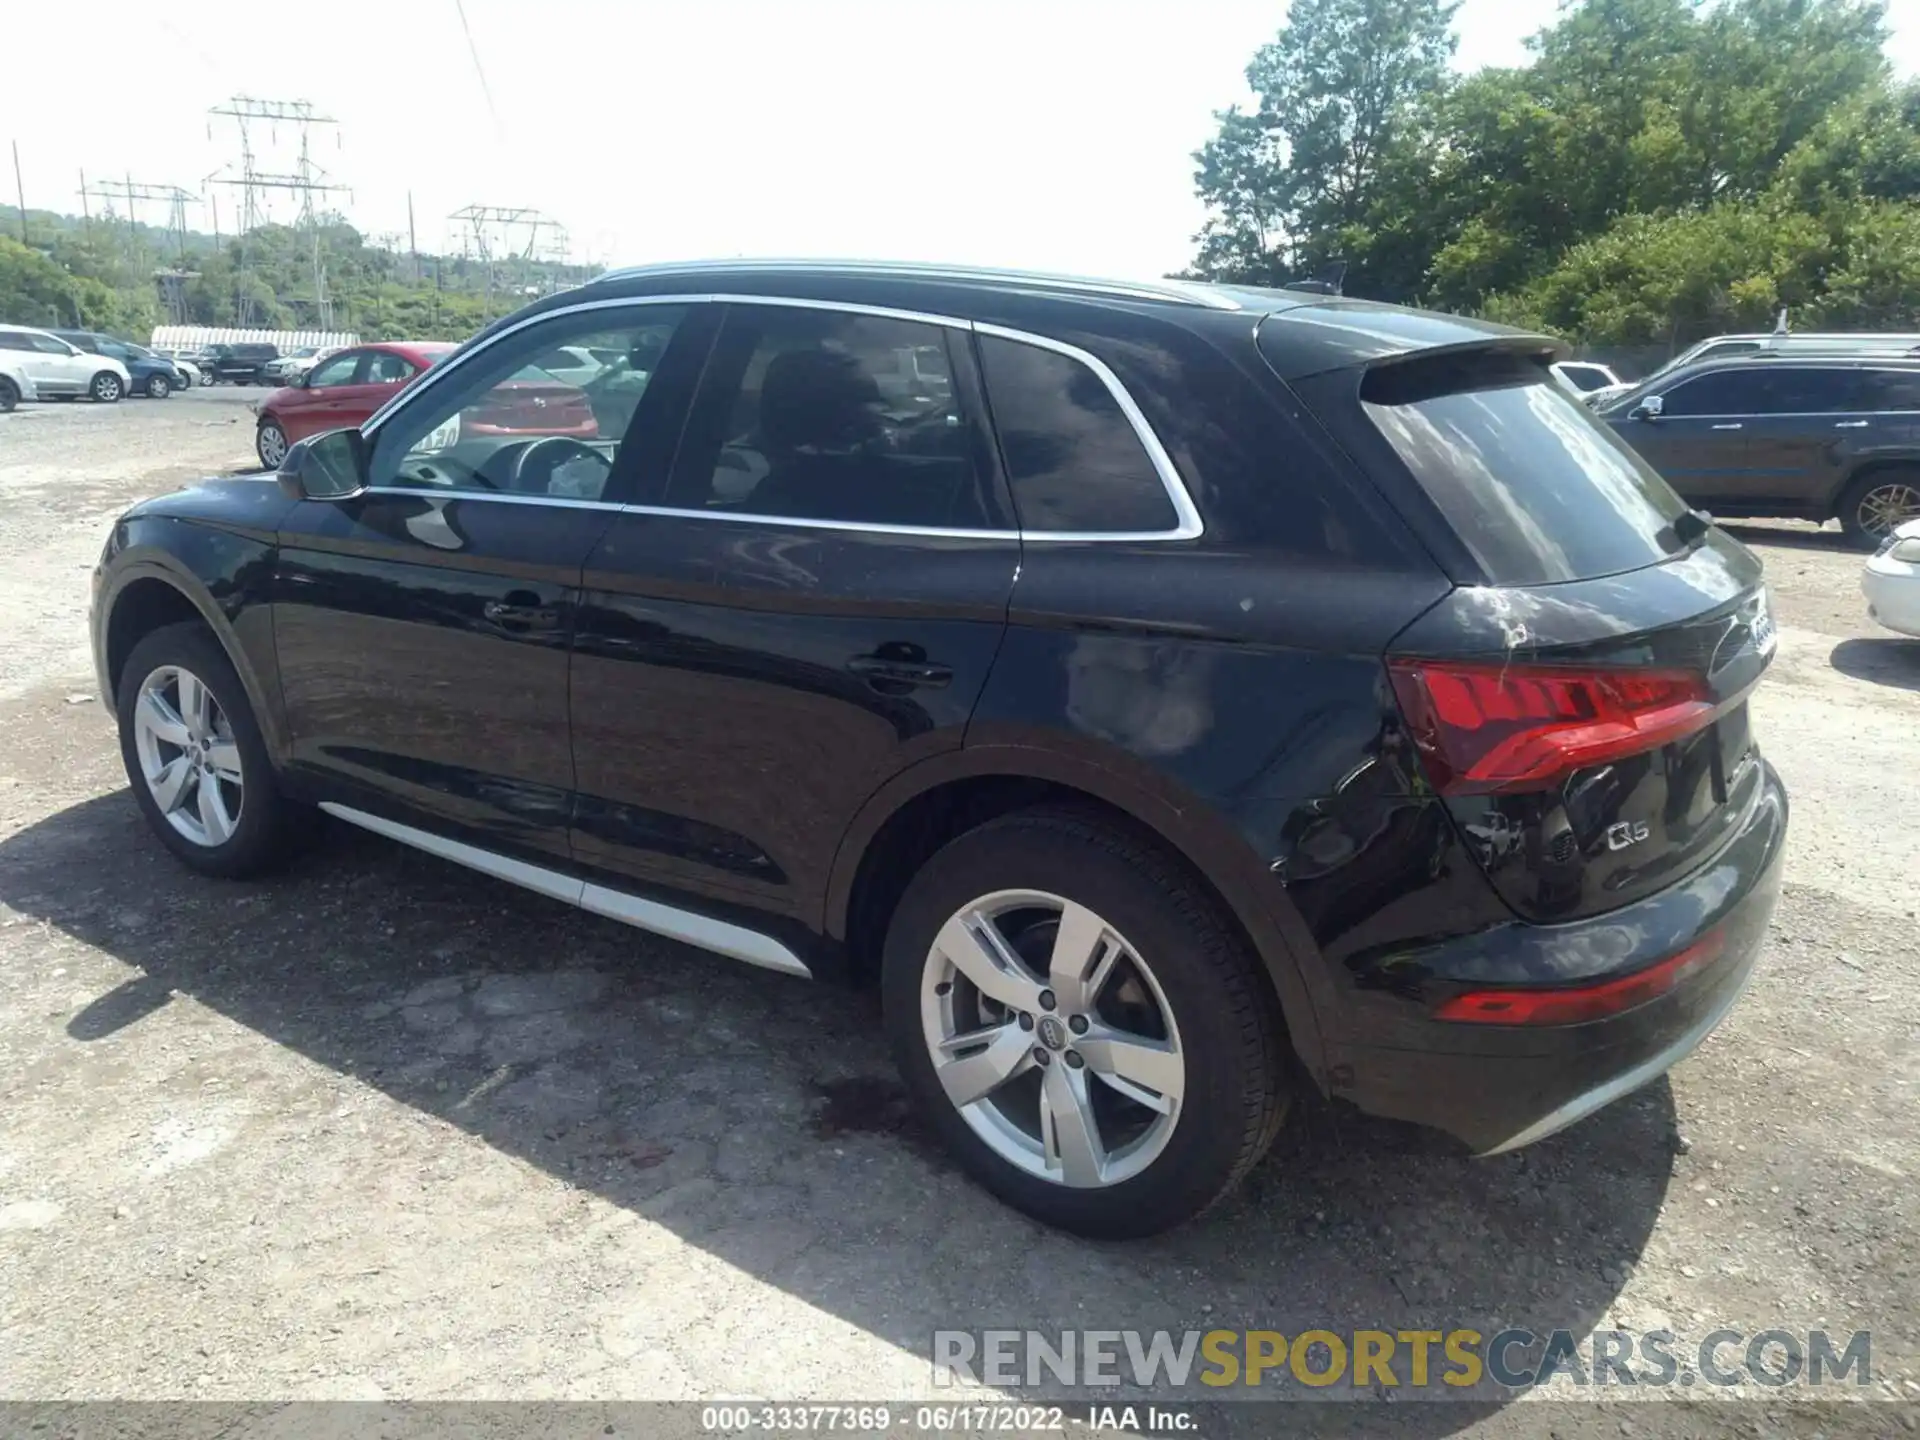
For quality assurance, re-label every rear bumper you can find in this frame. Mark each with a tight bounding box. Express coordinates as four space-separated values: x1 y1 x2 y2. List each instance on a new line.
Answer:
1343 760 1787 1154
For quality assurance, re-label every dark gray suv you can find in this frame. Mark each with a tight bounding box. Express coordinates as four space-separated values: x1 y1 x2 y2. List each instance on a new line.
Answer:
1601 356 1920 547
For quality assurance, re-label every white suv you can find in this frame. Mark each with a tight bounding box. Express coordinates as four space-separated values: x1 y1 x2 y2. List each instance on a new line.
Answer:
0 325 131 402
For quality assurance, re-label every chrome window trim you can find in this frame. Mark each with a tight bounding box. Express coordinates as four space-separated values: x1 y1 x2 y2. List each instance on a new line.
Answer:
360 486 626 512
973 321 1205 541
360 295 1205 541
320 802 812 979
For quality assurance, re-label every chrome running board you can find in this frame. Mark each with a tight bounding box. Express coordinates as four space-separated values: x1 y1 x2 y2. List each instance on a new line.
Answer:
319 802 812 979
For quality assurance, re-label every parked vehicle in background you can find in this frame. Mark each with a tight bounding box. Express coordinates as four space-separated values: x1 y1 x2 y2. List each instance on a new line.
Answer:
1551 360 1622 396
261 346 334 386
0 324 130 401
253 342 456 467
202 343 281 386
91 261 1788 1238
0 353 35 411
50 331 186 399
151 349 205 388
1864 519 1920 638
1601 356 1920 547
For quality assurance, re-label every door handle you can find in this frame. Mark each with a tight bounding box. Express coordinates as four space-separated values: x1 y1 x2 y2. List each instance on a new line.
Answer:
847 653 953 689
1710 423 1744 431
1834 421 1870 429
483 593 563 631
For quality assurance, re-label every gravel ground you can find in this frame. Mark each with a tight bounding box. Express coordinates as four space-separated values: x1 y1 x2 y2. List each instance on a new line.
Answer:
1 391 1917 1436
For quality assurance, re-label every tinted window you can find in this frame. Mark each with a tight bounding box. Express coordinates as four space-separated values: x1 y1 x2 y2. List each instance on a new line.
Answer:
670 306 990 529
1752 367 1864 413
0 330 31 350
1558 365 1609 392
1364 356 1688 585
307 353 362 387
1860 369 1920 411
373 307 689 502
1660 370 1767 416
977 335 1179 533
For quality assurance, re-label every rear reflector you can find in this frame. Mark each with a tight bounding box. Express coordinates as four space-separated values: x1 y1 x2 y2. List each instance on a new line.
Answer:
1433 931 1724 1026
1387 658 1715 795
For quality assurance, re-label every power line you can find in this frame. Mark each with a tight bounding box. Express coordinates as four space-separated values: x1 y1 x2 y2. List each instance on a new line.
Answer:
451 0 501 134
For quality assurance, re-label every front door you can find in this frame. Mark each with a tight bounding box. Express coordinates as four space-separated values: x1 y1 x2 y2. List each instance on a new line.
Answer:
1620 367 1764 509
1733 366 1872 512
277 349 386 443
271 301 703 865
569 301 1020 921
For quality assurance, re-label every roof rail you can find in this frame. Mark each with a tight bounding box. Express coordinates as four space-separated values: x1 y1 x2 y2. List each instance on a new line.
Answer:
589 257 1244 311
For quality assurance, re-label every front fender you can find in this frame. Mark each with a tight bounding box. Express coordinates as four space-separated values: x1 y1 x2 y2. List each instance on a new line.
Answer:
95 513 287 761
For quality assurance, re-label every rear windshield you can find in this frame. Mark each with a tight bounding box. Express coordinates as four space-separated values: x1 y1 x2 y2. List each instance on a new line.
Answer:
1362 352 1689 584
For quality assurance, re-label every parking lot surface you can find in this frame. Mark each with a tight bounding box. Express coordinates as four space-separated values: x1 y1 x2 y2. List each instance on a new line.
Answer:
1 391 1916 1433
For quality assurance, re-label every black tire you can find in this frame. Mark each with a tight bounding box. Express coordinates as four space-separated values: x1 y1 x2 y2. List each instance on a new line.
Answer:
1838 469 1920 550
146 373 171 399
115 622 307 879
881 807 1289 1238
89 371 123 403
0 376 16 413
256 419 290 470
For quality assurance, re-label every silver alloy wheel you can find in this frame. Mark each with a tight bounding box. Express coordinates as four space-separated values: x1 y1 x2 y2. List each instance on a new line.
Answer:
149 374 169 398
94 373 121 401
920 889 1185 1189
257 423 288 468
132 664 244 847
1858 481 1920 538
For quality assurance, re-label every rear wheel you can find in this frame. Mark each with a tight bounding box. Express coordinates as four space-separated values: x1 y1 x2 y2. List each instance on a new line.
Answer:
881 808 1289 1238
146 373 171 400
1839 469 1920 549
116 623 307 878
256 419 289 470
89 371 123 403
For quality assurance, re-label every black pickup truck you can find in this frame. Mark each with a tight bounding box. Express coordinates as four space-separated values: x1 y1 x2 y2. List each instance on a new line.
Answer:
201 343 280 385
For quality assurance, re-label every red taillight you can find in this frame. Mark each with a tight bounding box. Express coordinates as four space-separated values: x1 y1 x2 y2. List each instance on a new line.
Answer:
1433 931 1725 1026
1387 658 1715 795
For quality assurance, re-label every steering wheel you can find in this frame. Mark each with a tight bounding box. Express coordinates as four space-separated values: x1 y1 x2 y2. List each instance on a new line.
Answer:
508 437 612 497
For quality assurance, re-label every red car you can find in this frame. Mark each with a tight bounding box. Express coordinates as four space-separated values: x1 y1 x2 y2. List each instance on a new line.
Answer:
253 341 598 470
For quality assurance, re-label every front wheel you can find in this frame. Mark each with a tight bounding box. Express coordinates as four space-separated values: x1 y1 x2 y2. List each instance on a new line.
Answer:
881 809 1289 1238
90 371 123 403
0 376 17 413
146 373 171 399
1839 470 1920 549
256 419 289 470
116 623 307 878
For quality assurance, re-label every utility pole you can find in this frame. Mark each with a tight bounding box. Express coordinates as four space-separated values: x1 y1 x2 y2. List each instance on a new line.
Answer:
11 141 26 244
408 190 419 285
207 96 344 327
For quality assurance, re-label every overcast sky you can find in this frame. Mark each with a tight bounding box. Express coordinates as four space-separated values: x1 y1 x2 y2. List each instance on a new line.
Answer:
7 0 1920 279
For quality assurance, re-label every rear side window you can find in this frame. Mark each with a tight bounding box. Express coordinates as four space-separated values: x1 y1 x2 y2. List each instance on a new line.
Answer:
977 335 1179 534
1363 353 1688 585
669 305 992 529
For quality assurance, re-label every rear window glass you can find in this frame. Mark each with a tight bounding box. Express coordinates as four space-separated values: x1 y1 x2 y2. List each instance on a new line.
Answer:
1363 353 1688 585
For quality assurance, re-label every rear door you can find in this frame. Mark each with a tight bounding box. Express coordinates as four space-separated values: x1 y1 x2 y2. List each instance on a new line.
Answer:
1732 366 1869 510
1609 368 1762 508
1299 347 1774 923
272 301 701 863
568 300 1019 919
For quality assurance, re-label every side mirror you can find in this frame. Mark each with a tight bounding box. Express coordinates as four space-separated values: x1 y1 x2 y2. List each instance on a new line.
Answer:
277 429 368 500
1630 395 1664 421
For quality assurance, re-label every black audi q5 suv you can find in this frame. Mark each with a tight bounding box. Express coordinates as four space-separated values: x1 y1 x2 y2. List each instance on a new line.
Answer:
90 260 1787 1237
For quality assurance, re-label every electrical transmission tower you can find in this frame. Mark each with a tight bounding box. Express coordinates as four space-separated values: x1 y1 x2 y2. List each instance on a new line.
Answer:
207 97 346 327
448 205 571 321
76 176 203 323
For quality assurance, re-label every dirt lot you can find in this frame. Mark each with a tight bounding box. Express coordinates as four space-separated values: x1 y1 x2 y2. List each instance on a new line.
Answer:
1 390 1917 1434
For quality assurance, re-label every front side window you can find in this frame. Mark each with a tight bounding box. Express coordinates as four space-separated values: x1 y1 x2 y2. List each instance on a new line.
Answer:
976 335 1180 534
1751 367 1865 414
370 306 690 503
1860 369 1920 411
668 306 989 529
1659 370 1765 417
307 353 362 387
365 352 416 385
31 334 77 356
